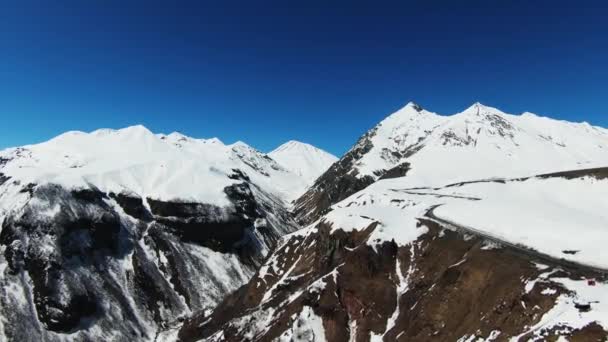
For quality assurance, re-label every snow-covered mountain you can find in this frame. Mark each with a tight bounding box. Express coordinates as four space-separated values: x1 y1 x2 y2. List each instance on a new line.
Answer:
294 102 608 224
269 140 338 186
184 167 608 341
180 102 608 342
0 125 318 205
3 102 608 342
0 126 334 341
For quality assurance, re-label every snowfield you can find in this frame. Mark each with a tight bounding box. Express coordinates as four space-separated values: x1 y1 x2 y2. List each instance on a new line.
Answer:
432 176 608 269
326 172 608 269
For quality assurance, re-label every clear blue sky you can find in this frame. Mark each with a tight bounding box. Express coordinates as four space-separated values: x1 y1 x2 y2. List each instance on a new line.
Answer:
1 0 607 155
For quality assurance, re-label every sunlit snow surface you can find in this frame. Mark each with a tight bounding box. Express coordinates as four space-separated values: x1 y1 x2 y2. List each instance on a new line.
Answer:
325 174 608 268
353 102 608 188
278 306 327 342
0 126 335 204
432 177 608 269
514 269 608 341
269 140 338 186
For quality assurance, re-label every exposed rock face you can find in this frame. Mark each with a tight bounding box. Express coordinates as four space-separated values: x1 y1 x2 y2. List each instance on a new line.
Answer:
0 173 298 341
293 128 380 225
179 219 607 342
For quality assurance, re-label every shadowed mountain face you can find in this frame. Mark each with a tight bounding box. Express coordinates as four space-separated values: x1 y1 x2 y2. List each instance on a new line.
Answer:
0 174 297 341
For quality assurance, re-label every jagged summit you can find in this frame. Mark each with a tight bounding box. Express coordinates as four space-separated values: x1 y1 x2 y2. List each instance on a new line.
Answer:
382 101 435 123
47 125 230 148
229 140 253 149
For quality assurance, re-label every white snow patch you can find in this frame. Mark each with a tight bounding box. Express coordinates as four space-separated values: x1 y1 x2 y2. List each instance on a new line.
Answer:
278 306 326 342
433 177 608 268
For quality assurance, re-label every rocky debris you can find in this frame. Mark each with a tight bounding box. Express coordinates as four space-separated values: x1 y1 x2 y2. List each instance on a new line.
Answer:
379 162 411 180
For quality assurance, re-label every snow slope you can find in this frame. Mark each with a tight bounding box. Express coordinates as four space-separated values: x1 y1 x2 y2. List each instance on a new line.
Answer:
269 140 337 186
431 176 608 269
294 101 608 225
322 169 608 268
0 125 328 204
355 102 608 187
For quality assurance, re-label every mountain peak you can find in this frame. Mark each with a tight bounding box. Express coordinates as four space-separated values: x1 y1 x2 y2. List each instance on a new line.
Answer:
230 140 254 150
270 140 338 158
460 102 505 116
404 101 424 112
269 141 338 184
272 140 316 153
87 125 156 139
115 124 155 136
379 101 433 128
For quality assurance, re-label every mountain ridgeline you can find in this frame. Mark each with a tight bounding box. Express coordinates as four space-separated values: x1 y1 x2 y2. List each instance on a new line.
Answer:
2 102 608 341
0 127 335 341
294 102 608 225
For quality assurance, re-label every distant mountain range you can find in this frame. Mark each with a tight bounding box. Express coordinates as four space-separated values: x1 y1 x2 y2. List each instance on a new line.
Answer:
1 102 608 341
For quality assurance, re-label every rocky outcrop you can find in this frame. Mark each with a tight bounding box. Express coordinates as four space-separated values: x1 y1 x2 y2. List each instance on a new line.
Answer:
179 219 607 341
0 172 298 341
292 129 379 225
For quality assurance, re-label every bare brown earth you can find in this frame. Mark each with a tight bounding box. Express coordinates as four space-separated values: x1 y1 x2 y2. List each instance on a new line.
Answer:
178 218 607 341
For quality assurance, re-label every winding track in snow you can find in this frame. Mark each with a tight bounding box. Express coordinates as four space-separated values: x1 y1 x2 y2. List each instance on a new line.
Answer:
424 205 608 277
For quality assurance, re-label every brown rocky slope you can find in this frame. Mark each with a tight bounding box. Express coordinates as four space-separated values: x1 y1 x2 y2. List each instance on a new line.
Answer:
178 216 607 341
